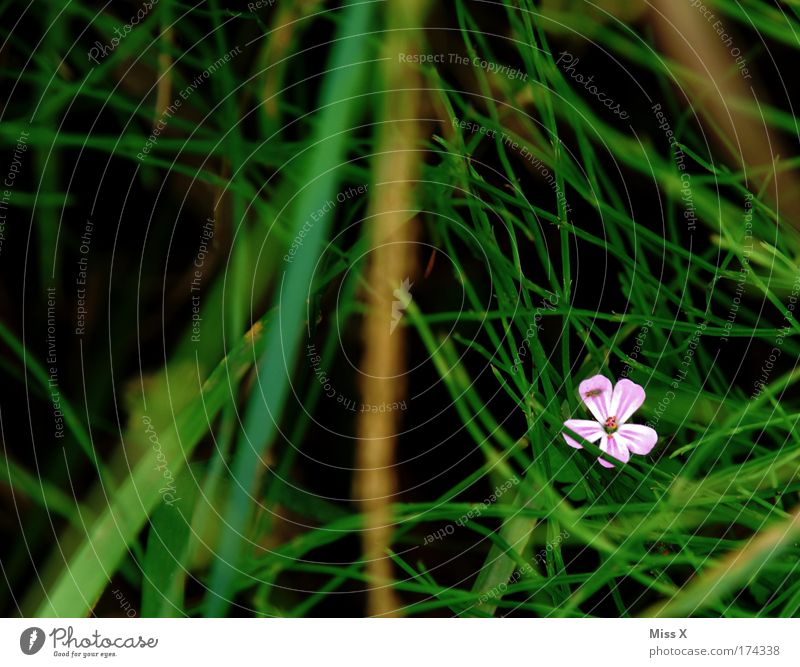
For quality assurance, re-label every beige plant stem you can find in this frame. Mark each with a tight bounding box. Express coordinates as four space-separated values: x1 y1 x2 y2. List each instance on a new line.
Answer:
644 504 800 617
154 25 173 127
651 0 800 231
353 0 430 617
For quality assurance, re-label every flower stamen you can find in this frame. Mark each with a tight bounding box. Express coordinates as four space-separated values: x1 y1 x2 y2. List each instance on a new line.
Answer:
604 416 618 433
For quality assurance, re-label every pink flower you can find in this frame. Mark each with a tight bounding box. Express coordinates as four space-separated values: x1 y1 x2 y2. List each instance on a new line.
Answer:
563 375 657 468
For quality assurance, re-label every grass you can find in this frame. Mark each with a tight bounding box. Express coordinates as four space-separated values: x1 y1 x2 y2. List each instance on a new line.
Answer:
0 0 799 618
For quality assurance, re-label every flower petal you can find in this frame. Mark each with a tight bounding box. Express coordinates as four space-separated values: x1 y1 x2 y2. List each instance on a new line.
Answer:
616 424 658 456
610 379 646 424
598 434 630 468
563 419 605 449
578 375 612 422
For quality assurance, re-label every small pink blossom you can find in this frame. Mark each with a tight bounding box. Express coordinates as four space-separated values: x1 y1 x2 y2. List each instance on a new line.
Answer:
563 375 657 468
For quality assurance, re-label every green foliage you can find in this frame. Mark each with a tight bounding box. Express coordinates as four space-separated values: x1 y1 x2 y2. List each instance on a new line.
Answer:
1 0 798 618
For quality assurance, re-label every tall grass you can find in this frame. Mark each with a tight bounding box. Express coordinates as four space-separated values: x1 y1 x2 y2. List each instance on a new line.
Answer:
0 0 798 618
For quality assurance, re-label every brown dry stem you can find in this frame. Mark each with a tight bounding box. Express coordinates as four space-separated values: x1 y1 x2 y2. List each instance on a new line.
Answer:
353 0 430 617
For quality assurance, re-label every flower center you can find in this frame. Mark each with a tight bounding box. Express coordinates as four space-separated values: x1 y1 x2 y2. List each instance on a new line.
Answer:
604 416 618 433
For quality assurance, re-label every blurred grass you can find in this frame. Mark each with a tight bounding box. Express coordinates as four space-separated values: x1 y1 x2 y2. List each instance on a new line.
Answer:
0 0 798 618
206 0 377 615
